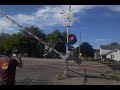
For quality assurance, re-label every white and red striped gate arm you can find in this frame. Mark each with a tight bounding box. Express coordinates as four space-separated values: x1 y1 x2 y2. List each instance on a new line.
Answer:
0 12 82 65
0 12 65 59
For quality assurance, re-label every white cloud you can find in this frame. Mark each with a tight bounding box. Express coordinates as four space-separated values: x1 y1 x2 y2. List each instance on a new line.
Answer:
35 5 66 26
95 39 112 42
0 18 12 28
1 5 120 34
14 14 35 23
106 5 120 12
0 17 17 33
0 5 99 33
96 39 106 42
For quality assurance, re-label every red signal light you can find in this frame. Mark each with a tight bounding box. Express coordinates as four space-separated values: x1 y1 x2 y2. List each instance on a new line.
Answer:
69 36 74 41
68 34 77 45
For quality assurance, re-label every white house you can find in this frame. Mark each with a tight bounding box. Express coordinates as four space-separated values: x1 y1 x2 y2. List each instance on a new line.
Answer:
100 45 120 61
106 49 120 61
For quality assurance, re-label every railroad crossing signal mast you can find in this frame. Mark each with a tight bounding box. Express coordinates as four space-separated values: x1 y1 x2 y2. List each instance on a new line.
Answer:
61 5 74 53
61 5 74 77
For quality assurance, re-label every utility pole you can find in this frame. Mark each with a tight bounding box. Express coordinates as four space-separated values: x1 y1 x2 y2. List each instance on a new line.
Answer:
79 32 81 59
61 5 74 78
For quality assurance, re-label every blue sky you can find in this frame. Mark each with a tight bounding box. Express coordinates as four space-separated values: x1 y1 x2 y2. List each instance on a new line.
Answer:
0 5 120 49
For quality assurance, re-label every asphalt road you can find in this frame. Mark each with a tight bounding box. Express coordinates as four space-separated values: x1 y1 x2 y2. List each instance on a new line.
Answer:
16 58 66 85
14 58 120 85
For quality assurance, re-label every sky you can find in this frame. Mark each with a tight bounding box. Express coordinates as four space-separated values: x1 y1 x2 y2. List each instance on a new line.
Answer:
0 5 120 49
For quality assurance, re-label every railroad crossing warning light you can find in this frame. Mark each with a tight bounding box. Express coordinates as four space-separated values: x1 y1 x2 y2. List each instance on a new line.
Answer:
68 34 77 45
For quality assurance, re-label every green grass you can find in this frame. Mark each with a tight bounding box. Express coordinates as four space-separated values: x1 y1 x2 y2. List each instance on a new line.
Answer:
56 73 65 80
105 70 120 81
109 75 120 81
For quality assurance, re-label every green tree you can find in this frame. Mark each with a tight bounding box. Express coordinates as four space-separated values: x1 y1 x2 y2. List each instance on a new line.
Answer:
17 26 46 57
46 30 66 58
0 33 9 54
110 42 119 46
76 42 94 59
0 33 19 55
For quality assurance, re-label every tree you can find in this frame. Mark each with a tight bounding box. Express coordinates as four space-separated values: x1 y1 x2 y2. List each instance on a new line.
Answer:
76 42 94 59
110 42 119 46
0 33 19 55
46 30 66 58
0 33 9 54
17 26 46 57
0 27 68 58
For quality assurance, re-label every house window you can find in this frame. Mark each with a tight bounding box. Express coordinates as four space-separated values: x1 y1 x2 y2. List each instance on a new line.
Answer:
113 55 114 58
111 55 114 58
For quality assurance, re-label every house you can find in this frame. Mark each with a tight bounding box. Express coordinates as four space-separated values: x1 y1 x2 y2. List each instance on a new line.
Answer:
94 49 100 60
100 45 120 61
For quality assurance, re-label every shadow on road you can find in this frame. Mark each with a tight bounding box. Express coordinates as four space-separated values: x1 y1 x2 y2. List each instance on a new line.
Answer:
68 69 109 80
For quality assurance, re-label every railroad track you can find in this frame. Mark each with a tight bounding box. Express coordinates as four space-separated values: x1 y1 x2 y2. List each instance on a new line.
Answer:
99 61 120 70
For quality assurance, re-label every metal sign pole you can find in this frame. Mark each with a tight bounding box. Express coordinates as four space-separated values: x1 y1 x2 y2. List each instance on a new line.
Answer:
63 5 72 78
82 69 88 85
66 26 69 53
64 26 70 78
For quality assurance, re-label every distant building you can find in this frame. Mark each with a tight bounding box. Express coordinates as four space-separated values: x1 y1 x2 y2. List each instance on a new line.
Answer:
94 49 100 60
100 45 120 61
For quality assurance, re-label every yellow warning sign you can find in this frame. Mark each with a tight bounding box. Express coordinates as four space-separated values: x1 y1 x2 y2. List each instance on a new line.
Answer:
2 62 8 70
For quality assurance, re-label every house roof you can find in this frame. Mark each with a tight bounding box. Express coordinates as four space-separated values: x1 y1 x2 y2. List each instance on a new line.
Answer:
105 48 120 55
100 45 120 50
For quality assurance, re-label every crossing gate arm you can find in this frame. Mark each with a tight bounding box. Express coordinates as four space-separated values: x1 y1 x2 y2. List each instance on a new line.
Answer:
0 12 65 59
0 12 82 65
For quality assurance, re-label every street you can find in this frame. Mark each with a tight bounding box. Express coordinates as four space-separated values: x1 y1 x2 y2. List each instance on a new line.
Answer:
15 58 120 85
